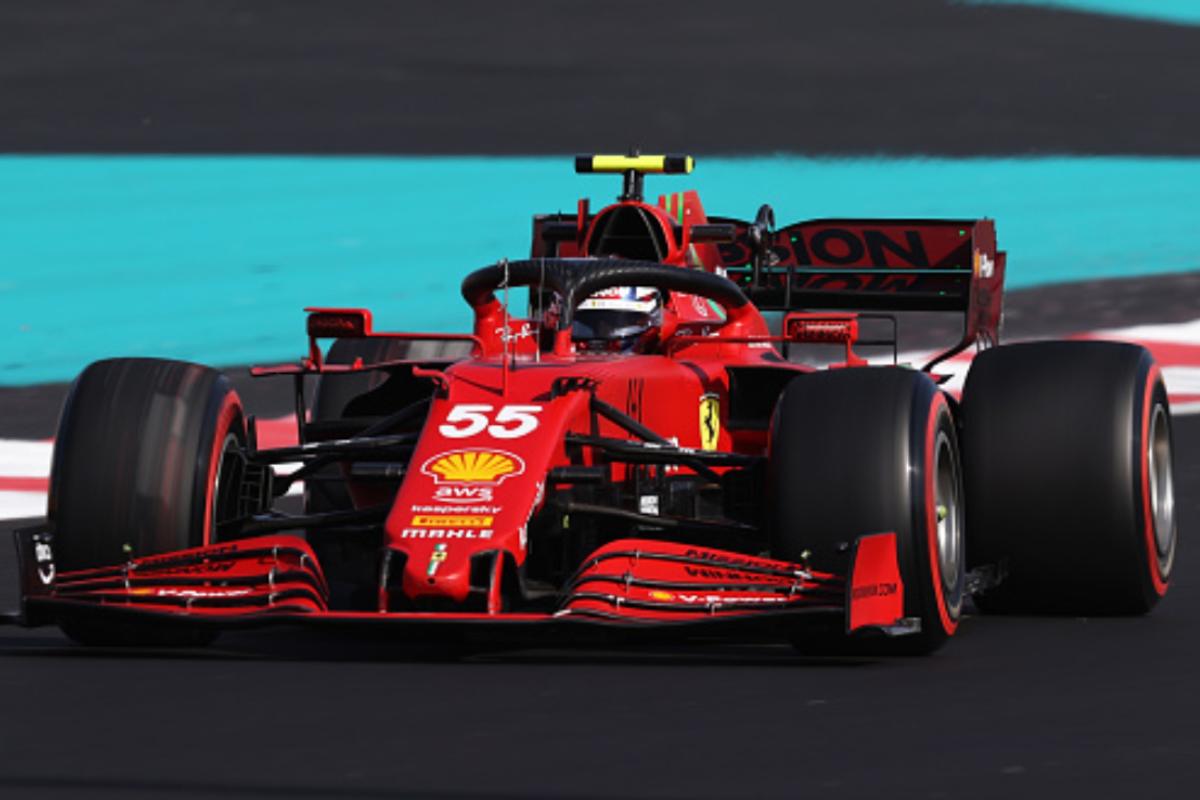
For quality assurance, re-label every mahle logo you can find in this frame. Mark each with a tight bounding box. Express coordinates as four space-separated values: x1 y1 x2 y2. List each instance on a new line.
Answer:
421 449 525 486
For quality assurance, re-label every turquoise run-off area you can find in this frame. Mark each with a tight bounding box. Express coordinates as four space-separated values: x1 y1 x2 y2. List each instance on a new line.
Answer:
960 0 1200 25
2 155 1199 385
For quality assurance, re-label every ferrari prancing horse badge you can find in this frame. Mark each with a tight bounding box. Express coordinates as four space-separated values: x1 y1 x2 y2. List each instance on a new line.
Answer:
699 394 720 451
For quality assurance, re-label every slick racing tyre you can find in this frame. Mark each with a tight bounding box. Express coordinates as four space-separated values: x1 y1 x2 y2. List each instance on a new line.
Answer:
48 358 246 645
768 368 965 655
961 341 1176 614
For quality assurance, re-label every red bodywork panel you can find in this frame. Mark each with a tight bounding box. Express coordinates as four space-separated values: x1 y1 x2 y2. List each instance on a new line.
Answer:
847 533 905 632
383 350 780 608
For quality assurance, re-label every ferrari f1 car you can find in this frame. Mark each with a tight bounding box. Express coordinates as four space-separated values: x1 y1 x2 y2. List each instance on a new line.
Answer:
9 154 1178 654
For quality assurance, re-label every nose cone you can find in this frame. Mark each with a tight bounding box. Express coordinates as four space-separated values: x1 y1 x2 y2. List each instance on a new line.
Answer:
382 386 588 610
398 539 477 604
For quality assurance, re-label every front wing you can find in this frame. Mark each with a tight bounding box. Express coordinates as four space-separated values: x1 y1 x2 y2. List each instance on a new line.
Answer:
5 526 911 643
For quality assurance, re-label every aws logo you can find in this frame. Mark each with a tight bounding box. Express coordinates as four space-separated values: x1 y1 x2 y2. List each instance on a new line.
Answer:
420 449 526 486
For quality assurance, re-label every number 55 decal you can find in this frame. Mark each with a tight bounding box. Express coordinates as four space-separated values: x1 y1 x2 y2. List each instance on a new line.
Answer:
438 404 543 439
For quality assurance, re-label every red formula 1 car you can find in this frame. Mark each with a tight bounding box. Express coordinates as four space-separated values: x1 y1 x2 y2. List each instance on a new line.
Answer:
8 154 1178 653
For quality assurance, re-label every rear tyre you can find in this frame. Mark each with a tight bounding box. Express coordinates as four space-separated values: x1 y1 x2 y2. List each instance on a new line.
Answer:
48 358 246 645
962 341 1176 614
768 368 964 655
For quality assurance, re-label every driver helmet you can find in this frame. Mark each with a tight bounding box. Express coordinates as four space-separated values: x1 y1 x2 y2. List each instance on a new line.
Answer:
573 286 662 352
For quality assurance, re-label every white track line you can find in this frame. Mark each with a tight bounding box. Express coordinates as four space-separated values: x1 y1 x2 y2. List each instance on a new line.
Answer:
0 439 52 479
1090 318 1200 345
1163 366 1200 397
892 318 1200 413
0 491 49 519
0 439 301 520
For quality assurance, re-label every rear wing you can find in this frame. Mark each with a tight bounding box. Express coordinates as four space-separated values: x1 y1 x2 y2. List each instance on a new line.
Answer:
712 217 1007 359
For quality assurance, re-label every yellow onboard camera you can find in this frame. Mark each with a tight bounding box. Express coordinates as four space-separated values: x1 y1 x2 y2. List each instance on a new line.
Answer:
575 154 694 175
574 153 694 200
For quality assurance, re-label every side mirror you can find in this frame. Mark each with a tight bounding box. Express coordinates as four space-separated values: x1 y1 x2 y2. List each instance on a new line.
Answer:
784 313 867 367
305 307 373 338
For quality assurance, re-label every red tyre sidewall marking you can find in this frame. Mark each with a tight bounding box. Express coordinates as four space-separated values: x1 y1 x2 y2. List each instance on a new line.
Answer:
924 392 958 636
1140 365 1169 596
202 391 242 547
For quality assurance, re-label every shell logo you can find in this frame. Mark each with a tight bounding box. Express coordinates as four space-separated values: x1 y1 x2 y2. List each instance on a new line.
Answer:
420 449 526 486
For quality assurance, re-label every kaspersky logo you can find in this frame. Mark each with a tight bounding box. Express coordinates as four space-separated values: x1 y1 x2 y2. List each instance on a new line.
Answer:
420 449 525 486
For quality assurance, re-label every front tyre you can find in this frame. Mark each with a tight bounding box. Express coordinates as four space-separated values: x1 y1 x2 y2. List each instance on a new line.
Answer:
768 368 965 654
48 358 246 645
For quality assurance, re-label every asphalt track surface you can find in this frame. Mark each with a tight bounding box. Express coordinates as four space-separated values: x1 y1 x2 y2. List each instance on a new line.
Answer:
3 0 1200 155
0 411 1195 799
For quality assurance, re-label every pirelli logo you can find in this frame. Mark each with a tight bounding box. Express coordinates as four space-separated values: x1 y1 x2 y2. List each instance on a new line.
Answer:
410 514 494 528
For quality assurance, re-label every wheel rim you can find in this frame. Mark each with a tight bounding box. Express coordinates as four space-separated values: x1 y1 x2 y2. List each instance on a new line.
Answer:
933 430 963 595
210 432 243 539
1148 404 1176 570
